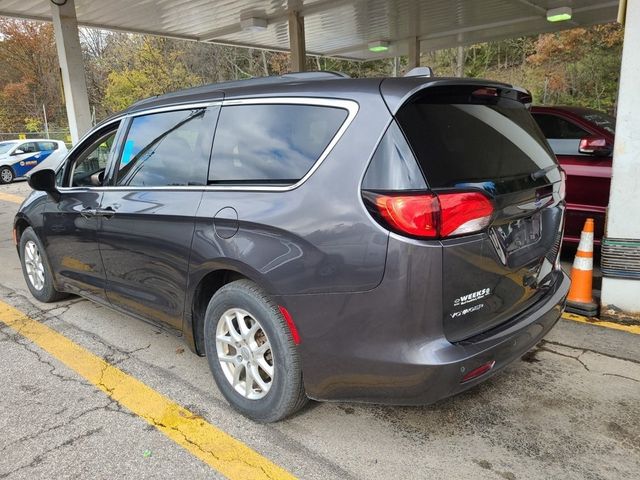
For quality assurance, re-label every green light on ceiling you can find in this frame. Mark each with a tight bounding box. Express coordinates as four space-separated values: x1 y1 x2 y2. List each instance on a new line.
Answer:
368 41 390 53
547 7 572 22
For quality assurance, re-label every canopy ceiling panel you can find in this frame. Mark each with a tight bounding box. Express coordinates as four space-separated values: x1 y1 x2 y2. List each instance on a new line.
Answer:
0 0 619 59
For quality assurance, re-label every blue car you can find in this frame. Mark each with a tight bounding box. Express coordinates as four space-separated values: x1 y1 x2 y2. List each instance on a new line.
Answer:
0 139 68 184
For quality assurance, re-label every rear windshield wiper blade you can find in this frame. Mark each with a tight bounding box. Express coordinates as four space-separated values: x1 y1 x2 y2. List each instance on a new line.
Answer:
530 165 557 181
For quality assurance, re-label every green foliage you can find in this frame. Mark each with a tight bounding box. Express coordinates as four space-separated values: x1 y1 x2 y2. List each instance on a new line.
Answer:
103 38 201 111
0 18 625 131
24 116 42 132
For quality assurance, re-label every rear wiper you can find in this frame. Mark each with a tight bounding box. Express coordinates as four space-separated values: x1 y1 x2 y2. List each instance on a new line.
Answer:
530 165 557 181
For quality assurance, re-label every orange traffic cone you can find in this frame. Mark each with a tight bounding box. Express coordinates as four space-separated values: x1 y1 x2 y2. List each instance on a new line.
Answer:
566 218 598 317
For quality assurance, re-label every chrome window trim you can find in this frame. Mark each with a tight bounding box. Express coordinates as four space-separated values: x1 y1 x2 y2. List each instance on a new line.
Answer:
57 97 359 194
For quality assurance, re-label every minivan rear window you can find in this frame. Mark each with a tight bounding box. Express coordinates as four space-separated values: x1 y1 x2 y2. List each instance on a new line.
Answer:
209 104 348 185
396 88 557 190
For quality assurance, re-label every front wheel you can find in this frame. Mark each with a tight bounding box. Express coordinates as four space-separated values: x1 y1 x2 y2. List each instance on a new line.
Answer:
0 166 14 184
204 280 307 422
19 227 69 302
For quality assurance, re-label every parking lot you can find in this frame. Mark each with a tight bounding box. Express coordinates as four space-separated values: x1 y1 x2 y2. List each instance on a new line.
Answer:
0 180 638 480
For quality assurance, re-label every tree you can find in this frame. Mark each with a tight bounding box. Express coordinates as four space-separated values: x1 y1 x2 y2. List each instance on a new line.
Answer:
0 19 64 132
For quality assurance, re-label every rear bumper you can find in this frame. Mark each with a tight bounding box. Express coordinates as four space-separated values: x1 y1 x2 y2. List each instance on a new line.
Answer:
280 270 570 405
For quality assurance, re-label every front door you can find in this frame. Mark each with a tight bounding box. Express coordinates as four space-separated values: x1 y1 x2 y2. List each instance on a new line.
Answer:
42 124 121 300
99 106 218 331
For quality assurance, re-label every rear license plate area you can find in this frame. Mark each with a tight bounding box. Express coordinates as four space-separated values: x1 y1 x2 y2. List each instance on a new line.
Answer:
496 213 542 253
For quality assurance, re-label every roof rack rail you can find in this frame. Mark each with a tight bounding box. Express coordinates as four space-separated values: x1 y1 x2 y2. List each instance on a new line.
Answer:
281 71 351 80
127 71 351 110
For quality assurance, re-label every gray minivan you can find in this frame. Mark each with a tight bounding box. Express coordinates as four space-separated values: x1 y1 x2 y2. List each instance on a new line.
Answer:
15 72 570 422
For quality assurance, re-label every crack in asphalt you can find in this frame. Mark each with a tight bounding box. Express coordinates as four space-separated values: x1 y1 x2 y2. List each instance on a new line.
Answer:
143 414 280 480
602 373 640 384
541 339 640 366
0 428 103 479
537 344 591 372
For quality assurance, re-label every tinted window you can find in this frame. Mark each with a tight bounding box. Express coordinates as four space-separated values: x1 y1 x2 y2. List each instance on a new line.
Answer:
70 130 118 187
116 108 216 187
532 114 588 139
209 104 348 184
19 142 38 154
37 141 57 151
578 110 615 134
0 142 17 154
362 121 427 191
397 91 557 189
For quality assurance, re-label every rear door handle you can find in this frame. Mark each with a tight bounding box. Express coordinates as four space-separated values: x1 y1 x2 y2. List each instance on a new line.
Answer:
80 207 115 219
80 207 98 219
95 206 116 219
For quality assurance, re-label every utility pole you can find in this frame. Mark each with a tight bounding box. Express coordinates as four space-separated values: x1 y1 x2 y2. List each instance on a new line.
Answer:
42 104 49 139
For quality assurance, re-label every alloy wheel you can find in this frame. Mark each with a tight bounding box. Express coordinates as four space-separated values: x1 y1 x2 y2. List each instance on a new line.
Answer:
24 240 45 291
215 308 274 400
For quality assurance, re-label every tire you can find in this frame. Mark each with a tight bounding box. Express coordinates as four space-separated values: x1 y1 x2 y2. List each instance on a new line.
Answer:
203 279 307 422
19 227 69 303
0 166 14 184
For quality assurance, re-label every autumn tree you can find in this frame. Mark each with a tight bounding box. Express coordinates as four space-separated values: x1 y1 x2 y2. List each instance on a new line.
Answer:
0 19 64 133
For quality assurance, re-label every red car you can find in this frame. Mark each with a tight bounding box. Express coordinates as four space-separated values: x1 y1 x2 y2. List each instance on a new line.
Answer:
531 106 614 246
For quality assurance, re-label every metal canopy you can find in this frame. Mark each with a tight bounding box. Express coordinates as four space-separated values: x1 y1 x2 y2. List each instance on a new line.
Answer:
0 0 620 59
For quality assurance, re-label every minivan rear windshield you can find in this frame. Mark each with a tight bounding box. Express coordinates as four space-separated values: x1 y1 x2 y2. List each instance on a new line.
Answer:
396 87 557 191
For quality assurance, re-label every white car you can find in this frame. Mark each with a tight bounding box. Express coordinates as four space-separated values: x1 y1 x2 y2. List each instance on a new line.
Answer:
0 139 68 184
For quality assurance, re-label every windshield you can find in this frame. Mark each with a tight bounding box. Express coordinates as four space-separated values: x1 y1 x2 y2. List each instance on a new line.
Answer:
0 142 18 154
578 110 615 135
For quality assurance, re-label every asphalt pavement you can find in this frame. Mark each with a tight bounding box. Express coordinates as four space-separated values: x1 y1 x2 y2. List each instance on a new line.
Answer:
0 180 638 480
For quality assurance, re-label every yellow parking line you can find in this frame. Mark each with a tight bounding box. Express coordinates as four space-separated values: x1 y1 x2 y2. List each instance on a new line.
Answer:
0 192 25 204
0 301 296 480
562 311 640 335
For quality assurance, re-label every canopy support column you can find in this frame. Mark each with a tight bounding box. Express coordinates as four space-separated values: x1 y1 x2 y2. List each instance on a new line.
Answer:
407 36 420 69
51 0 91 144
600 0 640 320
288 9 306 72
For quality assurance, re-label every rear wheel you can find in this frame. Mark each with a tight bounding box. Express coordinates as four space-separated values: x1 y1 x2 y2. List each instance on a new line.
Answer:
19 227 69 303
0 166 14 184
203 279 307 422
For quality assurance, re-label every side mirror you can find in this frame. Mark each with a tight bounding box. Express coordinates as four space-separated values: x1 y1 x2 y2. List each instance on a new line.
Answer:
12 149 24 155
28 168 60 202
579 137 612 157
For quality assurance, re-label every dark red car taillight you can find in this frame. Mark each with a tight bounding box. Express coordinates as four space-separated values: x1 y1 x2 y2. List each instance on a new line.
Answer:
364 191 494 239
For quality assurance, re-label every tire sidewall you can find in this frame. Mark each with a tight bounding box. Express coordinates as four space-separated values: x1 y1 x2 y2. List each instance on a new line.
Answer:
19 227 59 302
204 282 301 422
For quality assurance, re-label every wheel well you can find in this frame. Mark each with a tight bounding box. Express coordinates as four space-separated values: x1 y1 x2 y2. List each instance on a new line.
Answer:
14 218 30 248
191 269 248 355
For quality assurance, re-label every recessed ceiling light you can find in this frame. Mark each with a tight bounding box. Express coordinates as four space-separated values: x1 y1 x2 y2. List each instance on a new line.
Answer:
547 7 572 22
368 40 390 53
240 17 268 32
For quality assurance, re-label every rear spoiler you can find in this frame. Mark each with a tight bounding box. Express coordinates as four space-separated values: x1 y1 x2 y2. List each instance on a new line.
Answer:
380 77 533 114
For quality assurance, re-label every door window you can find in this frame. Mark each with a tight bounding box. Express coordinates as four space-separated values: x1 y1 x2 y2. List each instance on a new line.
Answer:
208 104 348 185
115 108 216 187
532 113 591 156
68 129 118 187
38 141 58 151
532 114 588 139
17 142 38 154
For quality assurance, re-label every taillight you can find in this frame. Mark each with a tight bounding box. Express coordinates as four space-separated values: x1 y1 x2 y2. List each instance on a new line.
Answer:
374 194 439 238
364 191 493 239
439 192 494 237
